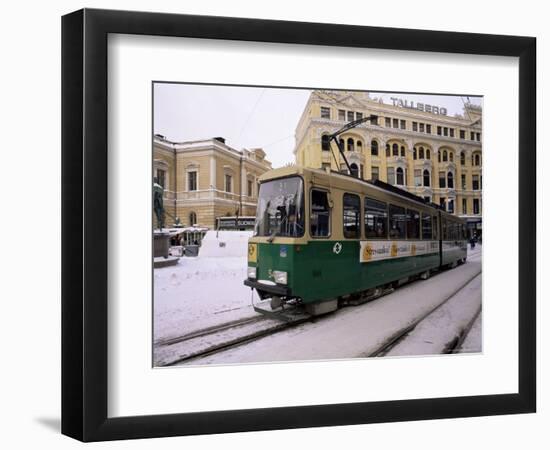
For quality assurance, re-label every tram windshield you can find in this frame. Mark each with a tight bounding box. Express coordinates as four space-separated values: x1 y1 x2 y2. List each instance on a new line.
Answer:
254 176 304 237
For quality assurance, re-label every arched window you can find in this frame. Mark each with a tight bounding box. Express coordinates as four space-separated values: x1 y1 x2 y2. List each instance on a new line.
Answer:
423 169 430 187
350 163 359 178
449 152 454 162
339 138 345 150
357 141 363 152
386 144 390 157
347 138 354 151
443 150 448 162
475 154 481 166
447 172 454 189
396 167 404 185
419 146 425 159
426 149 430 159
400 146 405 157
460 152 465 165
321 135 330 151
189 212 197 226
392 143 398 156
371 140 379 156
413 148 417 160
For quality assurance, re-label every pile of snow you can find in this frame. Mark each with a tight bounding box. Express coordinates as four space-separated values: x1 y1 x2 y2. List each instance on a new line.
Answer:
199 230 253 258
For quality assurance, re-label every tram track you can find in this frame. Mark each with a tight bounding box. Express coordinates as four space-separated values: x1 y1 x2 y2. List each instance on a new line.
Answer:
156 261 481 366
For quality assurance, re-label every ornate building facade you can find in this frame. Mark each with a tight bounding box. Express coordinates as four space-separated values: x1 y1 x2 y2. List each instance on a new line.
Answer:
153 135 272 229
294 90 483 237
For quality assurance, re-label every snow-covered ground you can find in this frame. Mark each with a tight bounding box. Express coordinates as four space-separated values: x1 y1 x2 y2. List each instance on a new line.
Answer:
154 230 258 344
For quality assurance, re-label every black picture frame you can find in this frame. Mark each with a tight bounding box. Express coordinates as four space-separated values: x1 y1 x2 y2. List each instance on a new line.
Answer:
61 8 536 442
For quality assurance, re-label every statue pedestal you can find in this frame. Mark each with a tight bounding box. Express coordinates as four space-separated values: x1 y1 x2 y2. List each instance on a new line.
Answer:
153 232 170 258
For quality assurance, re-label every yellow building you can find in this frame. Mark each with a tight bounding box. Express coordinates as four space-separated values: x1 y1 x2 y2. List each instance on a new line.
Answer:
294 90 483 237
153 135 272 229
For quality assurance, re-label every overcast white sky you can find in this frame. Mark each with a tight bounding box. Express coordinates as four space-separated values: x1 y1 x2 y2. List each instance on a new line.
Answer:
154 83 482 168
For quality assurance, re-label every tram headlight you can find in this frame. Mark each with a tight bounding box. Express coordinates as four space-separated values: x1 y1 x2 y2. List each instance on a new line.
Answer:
247 266 257 279
273 270 288 285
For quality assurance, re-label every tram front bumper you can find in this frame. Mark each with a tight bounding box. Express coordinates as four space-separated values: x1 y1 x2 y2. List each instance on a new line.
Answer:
243 279 290 296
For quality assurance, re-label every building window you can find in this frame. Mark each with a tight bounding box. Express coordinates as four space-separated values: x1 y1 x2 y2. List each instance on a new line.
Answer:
419 123 425 133
470 131 475 140
413 148 417 160
357 141 363 152
371 140 379 156
321 107 331 119
447 172 454 189
321 134 331 151
407 209 420 239
400 146 405 157
448 199 454 213
188 171 197 191
443 127 449 136
392 143 398 156
422 213 432 239
460 152 465 165
472 175 480 190
389 204 407 239
371 116 378 125
365 197 387 238
247 179 253 197
439 171 446 188
386 144 390 157
347 138 354 152
412 122 418 132
385 117 391 127
360 164 364 179
414 169 422 186
347 111 354 122
310 189 331 237
189 211 197 226
461 174 466 190
474 154 481 166
437 126 442 135
419 146 424 159
356 112 363 120
423 169 430 187
440 197 446 209
156 169 166 188
460 130 465 139
396 167 404 185
473 198 480 214
426 149 431 159
449 152 454 162
225 174 232 193
371 166 379 181
462 198 467 214
387 167 395 185
350 163 359 178
426 124 432 134
443 150 448 162
343 193 361 239
438 151 441 163
450 128 455 138
476 132 481 141
393 118 399 128
338 109 345 121
400 119 406 130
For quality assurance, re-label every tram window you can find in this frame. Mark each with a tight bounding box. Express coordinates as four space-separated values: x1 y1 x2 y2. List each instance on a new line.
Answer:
389 204 407 239
422 213 432 239
407 209 420 239
442 220 448 240
433 216 438 240
310 189 331 237
365 197 387 239
343 193 361 239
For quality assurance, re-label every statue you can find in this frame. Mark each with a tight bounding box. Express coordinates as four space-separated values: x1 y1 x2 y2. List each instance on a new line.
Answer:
153 178 165 230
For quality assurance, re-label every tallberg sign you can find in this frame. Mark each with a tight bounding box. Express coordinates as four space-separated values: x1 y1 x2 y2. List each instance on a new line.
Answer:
390 97 447 115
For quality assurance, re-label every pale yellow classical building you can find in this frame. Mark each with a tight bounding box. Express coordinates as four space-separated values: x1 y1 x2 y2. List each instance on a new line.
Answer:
294 90 483 237
153 135 272 229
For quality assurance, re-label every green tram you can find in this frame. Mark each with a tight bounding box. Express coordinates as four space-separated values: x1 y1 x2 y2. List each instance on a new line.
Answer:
244 166 468 317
